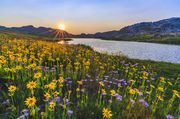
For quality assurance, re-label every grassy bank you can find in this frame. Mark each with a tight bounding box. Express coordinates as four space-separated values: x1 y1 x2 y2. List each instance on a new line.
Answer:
128 59 180 79
104 35 180 45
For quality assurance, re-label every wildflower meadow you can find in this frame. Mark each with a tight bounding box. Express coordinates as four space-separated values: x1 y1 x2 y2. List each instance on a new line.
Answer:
0 38 179 119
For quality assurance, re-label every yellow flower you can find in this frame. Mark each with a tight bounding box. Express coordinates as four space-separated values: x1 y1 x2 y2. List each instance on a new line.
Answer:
44 92 51 99
157 96 164 101
172 90 180 98
76 88 80 92
102 108 112 119
129 80 136 84
129 88 136 95
101 89 106 94
77 80 83 85
160 77 165 83
110 90 116 96
53 91 59 97
143 71 149 79
8 85 17 93
48 82 56 90
26 81 37 90
84 61 90 66
158 87 164 92
34 72 42 79
25 96 37 107
99 81 105 87
49 101 56 110
40 112 46 117
58 76 64 84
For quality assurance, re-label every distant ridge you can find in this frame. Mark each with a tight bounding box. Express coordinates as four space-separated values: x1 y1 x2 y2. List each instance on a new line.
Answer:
77 17 180 38
0 25 74 38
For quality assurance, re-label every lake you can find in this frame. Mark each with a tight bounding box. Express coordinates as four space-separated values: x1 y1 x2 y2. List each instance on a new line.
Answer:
68 38 180 63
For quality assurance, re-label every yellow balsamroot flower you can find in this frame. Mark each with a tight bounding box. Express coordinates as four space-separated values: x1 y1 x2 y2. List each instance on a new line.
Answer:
74 61 80 66
76 88 80 92
8 85 17 93
9 55 15 60
160 77 166 83
53 91 60 97
77 80 83 85
172 90 180 98
48 82 56 90
58 76 64 84
158 87 164 92
101 89 106 94
129 88 136 95
44 84 49 89
110 89 116 96
143 71 149 79
15 65 22 70
129 80 136 84
157 96 164 101
26 81 37 90
84 61 90 66
40 112 46 117
17 57 22 62
99 81 105 87
44 92 51 99
34 72 42 79
49 101 56 110
25 96 37 107
102 108 112 119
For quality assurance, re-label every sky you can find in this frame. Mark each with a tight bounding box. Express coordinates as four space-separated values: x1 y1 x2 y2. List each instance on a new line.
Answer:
0 0 180 34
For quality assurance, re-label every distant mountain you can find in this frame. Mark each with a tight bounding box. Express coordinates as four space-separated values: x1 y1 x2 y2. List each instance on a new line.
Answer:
1 17 180 39
77 17 180 38
0 25 74 38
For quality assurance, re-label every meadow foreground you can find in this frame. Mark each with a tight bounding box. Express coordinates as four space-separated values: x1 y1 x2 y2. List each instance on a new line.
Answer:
0 38 179 119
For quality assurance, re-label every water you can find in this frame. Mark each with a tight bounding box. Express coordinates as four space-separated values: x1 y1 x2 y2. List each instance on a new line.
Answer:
68 38 180 63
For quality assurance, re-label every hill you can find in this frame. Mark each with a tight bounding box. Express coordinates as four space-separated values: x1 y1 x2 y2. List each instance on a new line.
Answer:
77 17 180 38
0 25 74 38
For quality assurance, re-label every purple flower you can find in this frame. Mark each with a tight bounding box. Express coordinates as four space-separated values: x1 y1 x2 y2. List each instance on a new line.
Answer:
138 92 143 96
65 77 71 82
56 96 60 103
68 81 72 84
59 103 64 108
124 64 129 66
86 74 91 78
104 75 109 79
67 110 73 116
146 80 150 83
90 79 93 82
49 99 55 102
166 114 174 119
115 94 122 101
139 99 149 108
102 92 107 96
2 99 10 105
21 109 29 116
83 79 87 82
151 78 155 81
118 79 127 85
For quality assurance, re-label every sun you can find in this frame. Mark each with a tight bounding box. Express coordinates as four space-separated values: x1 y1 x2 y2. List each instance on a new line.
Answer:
58 24 65 30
